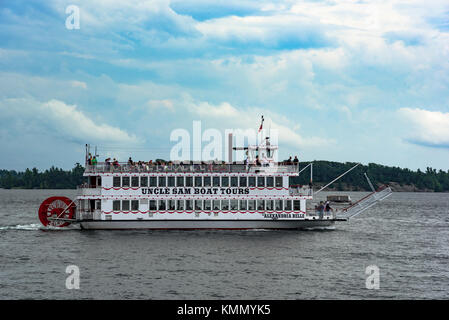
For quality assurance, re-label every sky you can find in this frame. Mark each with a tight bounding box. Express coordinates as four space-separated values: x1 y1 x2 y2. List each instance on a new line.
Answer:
0 0 449 171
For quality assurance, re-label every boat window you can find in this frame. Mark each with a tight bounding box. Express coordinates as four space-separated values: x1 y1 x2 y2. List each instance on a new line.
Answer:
293 200 301 211
140 177 148 187
248 177 256 187
168 176 175 187
230 200 238 210
275 200 283 211
113 177 121 187
185 176 193 187
204 176 211 187
239 200 247 211
131 177 139 187
248 200 256 210
122 177 130 187
186 200 193 210
168 200 176 210
284 200 292 211
221 200 230 210
158 176 166 187
122 200 130 211
113 200 120 211
131 200 139 211
257 200 265 211
275 177 283 188
213 200 220 211
257 177 265 187
149 200 157 211
204 200 212 211
266 177 274 187
222 176 229 187
266 200 274 211
176 176 184 187
195 200 203 210
231 177 238 187
239 177 247 187
213 177 220 187
150 177 157 187
195 176 202 187
158 200 166 211
177 200 184 211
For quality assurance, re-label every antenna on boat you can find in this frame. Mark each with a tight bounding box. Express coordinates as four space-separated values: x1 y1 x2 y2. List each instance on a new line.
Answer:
310 162 313 183
228 133 233 163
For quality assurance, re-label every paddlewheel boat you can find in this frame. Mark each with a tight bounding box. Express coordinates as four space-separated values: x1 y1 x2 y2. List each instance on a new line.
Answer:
38 124 392 230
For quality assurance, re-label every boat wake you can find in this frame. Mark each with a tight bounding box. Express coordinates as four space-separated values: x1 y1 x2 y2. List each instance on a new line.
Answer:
0 223 78 231
302 226 336 231
0 223 42 231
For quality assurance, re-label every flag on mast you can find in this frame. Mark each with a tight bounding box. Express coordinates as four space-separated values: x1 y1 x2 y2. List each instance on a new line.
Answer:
259 116 264 132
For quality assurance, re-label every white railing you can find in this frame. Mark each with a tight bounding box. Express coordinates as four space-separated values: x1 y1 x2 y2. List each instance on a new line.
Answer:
289 186 313 196
78 209 102 221
85 162 299 174
77 185 101 196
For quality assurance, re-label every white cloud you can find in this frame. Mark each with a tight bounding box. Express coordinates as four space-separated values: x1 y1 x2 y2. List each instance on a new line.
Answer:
185 98 332 148
147 99 175 112
71 80 87 89
399 108 449 147
0 98 141 145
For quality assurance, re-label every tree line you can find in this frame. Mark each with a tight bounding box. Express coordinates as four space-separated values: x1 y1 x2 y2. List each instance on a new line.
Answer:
291 161 449 192
0 163 85 189
0 161 448 192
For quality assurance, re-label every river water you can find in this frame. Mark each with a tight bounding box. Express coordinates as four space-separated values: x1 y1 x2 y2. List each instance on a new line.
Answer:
0 189 448 299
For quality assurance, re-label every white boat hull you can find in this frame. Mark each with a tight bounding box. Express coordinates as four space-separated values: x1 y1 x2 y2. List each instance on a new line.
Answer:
79 219 338 230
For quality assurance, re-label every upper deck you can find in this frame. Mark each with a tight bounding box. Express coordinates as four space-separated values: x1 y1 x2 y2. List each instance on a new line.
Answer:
85 162 300 176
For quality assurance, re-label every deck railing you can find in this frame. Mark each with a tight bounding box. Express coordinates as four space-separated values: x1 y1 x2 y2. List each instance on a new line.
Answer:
85 162 299 174
289 185 313 196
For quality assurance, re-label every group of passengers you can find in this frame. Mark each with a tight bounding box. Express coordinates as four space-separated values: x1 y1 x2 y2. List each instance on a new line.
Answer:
87 153 98 166
315 201 334 219
88 155 300 172
283 156 299 165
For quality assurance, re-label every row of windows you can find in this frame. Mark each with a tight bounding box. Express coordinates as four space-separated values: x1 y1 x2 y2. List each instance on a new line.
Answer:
112 176 284 188
112 199 302 212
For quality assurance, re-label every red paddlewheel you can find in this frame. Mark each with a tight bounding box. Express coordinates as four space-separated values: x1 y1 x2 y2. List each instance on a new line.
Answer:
38 196 76 227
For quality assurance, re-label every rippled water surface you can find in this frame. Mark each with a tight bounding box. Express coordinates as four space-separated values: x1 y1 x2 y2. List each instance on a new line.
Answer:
0 189 448 299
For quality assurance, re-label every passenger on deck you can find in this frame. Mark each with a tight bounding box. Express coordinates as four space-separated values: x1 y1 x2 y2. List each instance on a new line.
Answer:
256 156 261 166
92 156 98 166
317 201 325 219
266 137 271 157
325 201 333 213
105 158 111 171
293 156 299 164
